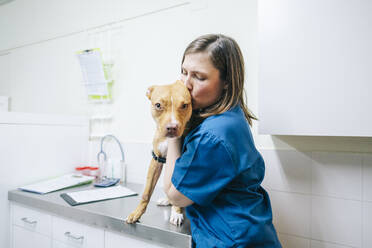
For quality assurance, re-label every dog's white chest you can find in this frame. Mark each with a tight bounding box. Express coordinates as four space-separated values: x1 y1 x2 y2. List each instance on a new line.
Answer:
157 140 168 157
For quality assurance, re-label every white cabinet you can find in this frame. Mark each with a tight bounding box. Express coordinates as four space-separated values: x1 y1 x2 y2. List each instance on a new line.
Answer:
53 240 78 248
10 203 104 248
258 0 372 137
13 225 51 248
10 203 174 248
105 230 170 248
52 216 104 248
12 204 52 248
13 204 52 236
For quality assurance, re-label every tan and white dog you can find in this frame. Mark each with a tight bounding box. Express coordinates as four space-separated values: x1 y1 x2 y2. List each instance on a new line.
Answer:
126 80 192 226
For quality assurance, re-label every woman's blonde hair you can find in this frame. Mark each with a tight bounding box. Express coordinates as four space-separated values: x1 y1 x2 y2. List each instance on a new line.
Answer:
182 34 257 126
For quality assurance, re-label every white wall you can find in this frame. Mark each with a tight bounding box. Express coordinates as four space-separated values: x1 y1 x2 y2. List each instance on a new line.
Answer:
0 113 89 248
1 0 372 247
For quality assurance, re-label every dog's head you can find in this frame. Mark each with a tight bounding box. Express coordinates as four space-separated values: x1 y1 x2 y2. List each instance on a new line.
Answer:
147 80 192 138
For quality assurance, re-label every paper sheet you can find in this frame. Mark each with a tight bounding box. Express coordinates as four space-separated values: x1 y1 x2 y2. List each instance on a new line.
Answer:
76 49 108 96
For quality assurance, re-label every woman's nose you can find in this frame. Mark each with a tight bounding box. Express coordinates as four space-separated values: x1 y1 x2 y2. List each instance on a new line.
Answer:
183 76 193 91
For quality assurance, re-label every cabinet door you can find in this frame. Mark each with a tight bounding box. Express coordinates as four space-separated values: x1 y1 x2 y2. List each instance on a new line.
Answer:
13 204 52 237
258 0 372 136
52 216 104 248
53 240 77 248
13 225 51 248
105 230 171 248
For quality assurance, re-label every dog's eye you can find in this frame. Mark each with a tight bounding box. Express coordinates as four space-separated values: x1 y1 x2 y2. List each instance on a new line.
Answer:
155 103 161 110
181 104 188 109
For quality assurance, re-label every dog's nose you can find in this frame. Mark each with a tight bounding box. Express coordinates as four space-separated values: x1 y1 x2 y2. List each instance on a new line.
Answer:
166 123 179 133
166 123 179 137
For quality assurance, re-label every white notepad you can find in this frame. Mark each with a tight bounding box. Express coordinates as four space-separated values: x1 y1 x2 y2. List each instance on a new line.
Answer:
19 174 95 194
60 185 137 206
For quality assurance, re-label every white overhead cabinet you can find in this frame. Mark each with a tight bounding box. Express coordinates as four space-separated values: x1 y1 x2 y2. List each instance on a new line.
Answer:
258 0 372 136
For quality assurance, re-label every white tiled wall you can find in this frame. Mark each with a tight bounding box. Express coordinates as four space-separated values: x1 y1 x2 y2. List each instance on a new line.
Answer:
261 149 372 248
278 233 310 248
310 240 351 248
311 152 362 200
363 154 372 201
363 202 372 247
120 145 372 247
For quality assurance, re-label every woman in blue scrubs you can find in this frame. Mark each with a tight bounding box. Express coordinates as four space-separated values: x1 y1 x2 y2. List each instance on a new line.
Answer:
163 34 282 248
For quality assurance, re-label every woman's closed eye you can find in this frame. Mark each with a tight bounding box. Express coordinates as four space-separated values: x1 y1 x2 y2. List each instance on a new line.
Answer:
194 74 206 81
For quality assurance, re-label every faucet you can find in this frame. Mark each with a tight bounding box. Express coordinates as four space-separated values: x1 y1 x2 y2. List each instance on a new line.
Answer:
97 134 126 184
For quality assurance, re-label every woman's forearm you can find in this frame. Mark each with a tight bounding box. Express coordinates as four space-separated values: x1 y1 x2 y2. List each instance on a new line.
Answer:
164 137 182 193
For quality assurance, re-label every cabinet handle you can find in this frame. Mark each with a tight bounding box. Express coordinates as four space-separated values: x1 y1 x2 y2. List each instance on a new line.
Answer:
64 231 84 243
21 217 37 225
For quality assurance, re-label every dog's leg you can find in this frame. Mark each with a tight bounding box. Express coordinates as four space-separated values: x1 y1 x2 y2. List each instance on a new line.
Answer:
126 159 163 223
170 206 184 226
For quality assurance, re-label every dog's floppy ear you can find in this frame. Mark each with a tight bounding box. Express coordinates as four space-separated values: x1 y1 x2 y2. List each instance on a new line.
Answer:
146 86 155 100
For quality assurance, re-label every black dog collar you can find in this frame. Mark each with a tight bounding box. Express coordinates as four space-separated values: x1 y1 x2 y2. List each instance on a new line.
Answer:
152 151 166 164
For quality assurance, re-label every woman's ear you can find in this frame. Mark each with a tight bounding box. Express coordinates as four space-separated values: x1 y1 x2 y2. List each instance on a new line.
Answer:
146 86 155 100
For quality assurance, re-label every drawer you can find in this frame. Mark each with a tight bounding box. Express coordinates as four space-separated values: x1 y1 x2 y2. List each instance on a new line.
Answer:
105 230 171 248
52 216 104 248
53 240 76 248
13 203 52 237
13 225 51 248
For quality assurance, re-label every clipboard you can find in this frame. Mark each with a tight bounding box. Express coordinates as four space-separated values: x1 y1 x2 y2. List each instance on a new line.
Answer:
19 174 95 194
60 185 137 206
76 48 113 101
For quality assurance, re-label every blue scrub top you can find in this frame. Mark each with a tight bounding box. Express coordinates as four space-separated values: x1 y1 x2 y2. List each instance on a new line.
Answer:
171 105 282 248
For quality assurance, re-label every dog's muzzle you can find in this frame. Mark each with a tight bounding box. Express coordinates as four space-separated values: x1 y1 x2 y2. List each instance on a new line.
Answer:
166 123 179 137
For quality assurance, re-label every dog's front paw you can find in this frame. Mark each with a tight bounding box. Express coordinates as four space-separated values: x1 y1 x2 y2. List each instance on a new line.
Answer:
126 211 141 224
126 206 145 224
157 197 171 206
170 207 184 226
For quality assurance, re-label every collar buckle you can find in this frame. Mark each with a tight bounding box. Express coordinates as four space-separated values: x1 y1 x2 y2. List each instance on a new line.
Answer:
152 151 166 164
